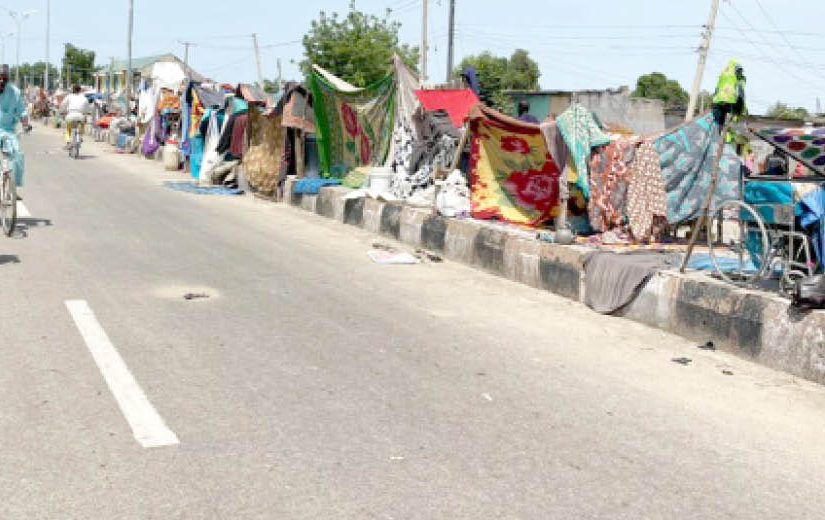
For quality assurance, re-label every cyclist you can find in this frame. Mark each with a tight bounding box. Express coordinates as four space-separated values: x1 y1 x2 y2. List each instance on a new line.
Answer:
61 84 90 148
0 64 31 198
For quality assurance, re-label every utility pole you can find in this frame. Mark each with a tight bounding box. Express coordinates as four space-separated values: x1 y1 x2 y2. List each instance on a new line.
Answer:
125 0 134 106
685 0 720 121
420 0 428 87
252 33 264 87
44 0 50 92
109 56 114 96
446 0 455 83
179 40 194 79
277 57 282 92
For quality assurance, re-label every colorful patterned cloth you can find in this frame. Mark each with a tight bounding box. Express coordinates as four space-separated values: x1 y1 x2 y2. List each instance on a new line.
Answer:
626 141 668 241
755 127 825 176
244 108 285 196
556 103 611 199
588 140 635 232
468 105 561 226
654 112 742 224
308 66 396 178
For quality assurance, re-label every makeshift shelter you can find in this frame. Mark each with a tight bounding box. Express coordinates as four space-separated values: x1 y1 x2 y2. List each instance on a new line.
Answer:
414 89 479 128
468 104 562 225
308 64 396 177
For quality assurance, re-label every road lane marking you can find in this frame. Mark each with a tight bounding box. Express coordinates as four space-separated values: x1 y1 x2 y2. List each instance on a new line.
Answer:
65 300 179 448
17 201 30 218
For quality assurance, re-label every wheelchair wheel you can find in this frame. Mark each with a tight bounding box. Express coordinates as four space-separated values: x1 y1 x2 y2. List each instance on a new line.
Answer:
707 199 770 286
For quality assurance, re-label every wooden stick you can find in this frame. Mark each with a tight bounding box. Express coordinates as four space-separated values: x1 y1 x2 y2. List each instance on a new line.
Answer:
680 120 731 273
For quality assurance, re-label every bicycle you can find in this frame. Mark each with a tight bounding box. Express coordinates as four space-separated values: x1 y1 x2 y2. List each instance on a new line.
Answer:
67 121 81 159
0 134 17 236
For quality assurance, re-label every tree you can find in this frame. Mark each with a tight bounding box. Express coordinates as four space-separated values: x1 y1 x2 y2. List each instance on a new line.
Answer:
456 49 540 111
301 2 418 87
766 102 809 120
632 72 689 109
10 62 59 89
62 44 96 87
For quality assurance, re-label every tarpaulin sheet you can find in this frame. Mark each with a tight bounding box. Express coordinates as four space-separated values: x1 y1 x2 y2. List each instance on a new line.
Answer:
468 104 561 226
309 65 396 178
414 89 479 128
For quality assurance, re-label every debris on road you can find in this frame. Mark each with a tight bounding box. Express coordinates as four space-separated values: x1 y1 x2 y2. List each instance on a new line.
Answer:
367 249 421 265
415 249 443 263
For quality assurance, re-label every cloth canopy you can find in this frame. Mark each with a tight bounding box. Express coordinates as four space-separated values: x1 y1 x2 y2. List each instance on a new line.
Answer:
753 127 825 177
468 104 561 226
414 89 479 128
654 112 742 224
556 103 611 199
308 64 396 177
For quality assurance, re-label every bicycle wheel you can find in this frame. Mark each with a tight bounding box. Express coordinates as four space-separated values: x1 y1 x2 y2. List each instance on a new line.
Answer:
707 199 769 286
0 168 17 237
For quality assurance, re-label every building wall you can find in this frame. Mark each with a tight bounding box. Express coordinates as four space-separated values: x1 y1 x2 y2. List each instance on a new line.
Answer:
507 88 666 135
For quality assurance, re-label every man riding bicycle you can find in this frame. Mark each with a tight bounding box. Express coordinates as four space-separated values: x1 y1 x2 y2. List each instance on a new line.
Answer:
61 84 90 147
0 64 31 198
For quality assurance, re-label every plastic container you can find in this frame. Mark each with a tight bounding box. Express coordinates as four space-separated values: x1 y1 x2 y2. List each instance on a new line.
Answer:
368 167 393 193
163 140 180 171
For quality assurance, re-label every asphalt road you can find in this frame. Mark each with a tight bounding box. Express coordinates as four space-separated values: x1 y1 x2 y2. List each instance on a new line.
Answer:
2 126 825 519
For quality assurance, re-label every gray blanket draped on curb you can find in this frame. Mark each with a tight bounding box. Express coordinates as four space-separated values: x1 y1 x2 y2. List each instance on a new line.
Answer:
582 251 680 314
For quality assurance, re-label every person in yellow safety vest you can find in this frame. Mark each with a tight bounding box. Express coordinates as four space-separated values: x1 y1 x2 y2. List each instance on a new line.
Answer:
711 60 747 144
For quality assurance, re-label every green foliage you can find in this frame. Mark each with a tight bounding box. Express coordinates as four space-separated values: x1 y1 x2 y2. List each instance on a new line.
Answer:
632 72 689 108
10 62 59 89
301 2 419 87
456 49 540 111
263 79 280 94
765 102 809 120
62 44 96 87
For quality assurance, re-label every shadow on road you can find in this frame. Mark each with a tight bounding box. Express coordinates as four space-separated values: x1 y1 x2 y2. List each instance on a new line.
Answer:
0 254 20 265
12 217 53 238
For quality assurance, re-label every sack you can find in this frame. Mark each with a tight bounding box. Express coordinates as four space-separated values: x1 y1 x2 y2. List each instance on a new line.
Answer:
792 274 825 309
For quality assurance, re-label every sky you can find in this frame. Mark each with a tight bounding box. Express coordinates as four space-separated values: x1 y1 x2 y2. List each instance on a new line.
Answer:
2 0 824 114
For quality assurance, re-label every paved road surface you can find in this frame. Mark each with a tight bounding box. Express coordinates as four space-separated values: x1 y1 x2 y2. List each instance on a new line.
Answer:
2 127 825 519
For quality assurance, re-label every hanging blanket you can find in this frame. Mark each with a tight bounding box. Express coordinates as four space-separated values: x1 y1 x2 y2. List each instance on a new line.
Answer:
556 103 611 199
654 112 742 224
244 108 285 195
754 127 825 176
468 105 561 226
588 140 635 232
308 65 396 178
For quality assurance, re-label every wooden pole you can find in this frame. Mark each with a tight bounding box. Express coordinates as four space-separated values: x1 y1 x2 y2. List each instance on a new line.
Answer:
680 120 730 273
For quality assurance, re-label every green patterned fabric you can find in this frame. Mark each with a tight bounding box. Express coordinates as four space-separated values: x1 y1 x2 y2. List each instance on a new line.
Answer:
308 67 396 178
556 103 611 199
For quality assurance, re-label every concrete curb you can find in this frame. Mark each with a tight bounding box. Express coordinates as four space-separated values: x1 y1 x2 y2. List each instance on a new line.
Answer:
285 178 825 385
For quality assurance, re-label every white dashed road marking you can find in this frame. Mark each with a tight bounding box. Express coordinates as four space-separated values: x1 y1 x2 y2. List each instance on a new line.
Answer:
65 300 179 448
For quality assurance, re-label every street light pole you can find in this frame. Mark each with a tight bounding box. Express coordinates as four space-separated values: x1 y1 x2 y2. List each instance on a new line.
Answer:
2 9 38 86
44 0 50 92
125 0 134 108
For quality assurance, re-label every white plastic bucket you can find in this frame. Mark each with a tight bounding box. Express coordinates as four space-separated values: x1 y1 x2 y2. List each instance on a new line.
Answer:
368 167 393 193
163 142 180 171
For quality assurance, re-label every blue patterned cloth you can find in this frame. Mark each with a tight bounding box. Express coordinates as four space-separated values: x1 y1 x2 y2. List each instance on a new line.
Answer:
293 178 342 195
654 113 742 224
163 181 243 196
